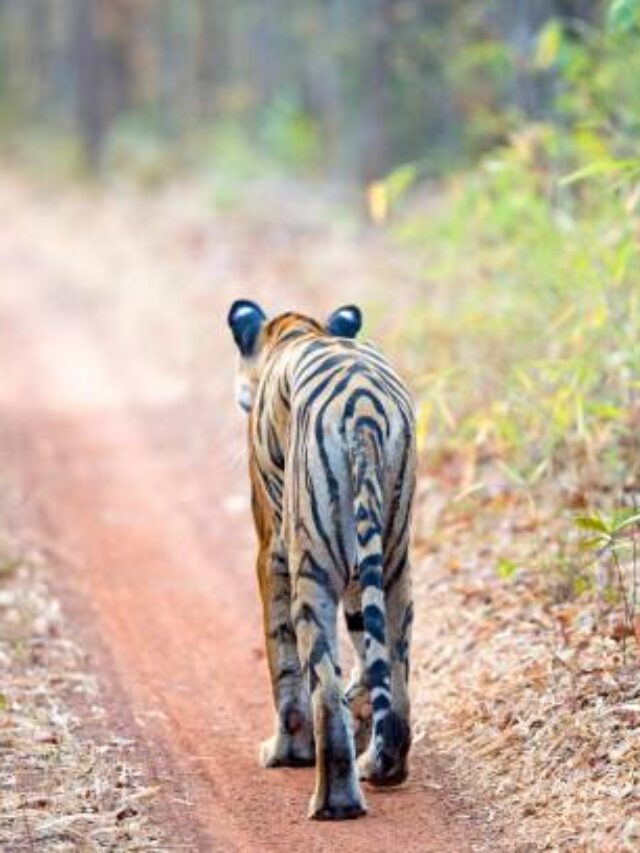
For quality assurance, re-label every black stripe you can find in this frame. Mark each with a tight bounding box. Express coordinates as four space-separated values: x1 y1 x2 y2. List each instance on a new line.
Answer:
360 565 383 591
365 658 390 690
268 623 296 643
345 610 364 632
298 551 339 604
372 694 391 713
357 522 381 547
277 666 300 682
363 604 386 645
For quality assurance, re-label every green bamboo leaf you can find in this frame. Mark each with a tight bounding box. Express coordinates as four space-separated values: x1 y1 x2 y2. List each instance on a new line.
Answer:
578 537 606 552
574 515 610 534
614 512 640 533
535 20 563 70
560 159 639 186
608 0 640 32
496 558 518 580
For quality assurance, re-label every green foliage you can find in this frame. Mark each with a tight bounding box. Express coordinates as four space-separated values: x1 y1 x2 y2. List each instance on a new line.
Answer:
382 162 419 207
496 558 518 581
534 20 563 70
104 117 182 188
575 508 640 545
391 21 640 500
607 0 640 32
393 129 640 480
387 16 640 624
575 508 640 654
447 38 518 152
259 97 321 173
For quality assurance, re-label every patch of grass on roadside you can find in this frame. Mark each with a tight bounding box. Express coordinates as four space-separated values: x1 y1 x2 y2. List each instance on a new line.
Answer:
393 129 639 478
388 122 640 613
390 116 640 853
0 547 164 850
411 483 640 850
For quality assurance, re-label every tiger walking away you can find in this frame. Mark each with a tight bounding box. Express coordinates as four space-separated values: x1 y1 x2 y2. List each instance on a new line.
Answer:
228 300 416 820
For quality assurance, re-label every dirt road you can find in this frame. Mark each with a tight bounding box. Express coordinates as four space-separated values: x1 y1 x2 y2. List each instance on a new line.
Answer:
0 179 484 851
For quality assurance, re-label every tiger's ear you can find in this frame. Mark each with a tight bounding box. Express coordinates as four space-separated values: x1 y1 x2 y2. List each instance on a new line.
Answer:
228 300 267 356
326 304 362 339
325 305 362 338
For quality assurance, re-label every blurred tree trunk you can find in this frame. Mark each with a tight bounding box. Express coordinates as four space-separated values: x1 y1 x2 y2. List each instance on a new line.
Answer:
304 0 345 176
251 1 278 116
502 0 597 119
361 0 394 184
504 0 555 117
0 0 614 181
73 0 106 169
27 0 49 115
324 0 347 172
553 0 598 35
195 0 217 119
102 0 134 120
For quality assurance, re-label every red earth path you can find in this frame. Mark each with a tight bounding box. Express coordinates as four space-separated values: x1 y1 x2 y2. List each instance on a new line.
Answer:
0 180 486 851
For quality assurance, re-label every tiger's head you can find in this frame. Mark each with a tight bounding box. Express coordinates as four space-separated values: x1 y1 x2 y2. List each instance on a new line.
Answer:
227 300 362 413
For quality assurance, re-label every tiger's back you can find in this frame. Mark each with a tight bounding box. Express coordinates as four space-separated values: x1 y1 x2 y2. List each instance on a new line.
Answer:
253 334 414 587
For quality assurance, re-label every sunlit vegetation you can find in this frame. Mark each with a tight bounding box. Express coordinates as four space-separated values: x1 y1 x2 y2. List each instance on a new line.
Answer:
378 10 640 622
375 11 640 845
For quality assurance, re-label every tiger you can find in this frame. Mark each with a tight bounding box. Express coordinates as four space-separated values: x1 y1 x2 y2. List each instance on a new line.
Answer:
227 299 416 820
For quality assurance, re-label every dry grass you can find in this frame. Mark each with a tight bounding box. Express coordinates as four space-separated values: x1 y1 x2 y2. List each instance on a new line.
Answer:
0 537 164 851
411 459 640 852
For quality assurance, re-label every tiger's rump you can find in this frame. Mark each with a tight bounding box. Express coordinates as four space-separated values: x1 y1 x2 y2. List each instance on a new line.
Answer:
289 339 413 574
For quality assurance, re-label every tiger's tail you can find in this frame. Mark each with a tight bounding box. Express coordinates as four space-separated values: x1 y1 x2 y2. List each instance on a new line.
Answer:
351 426 409 785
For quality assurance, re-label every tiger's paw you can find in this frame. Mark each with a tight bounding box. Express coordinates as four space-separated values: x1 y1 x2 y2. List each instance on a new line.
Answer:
357 712 411 788
259 731 315 768
358 746 408 787
307 781 367 821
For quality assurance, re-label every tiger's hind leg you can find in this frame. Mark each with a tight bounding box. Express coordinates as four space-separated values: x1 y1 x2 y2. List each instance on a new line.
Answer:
343 581 372 756
258 535 314 768
293 571 366 820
